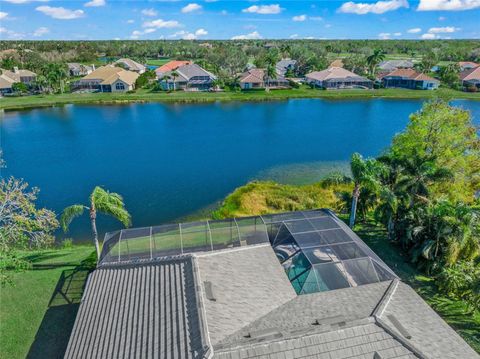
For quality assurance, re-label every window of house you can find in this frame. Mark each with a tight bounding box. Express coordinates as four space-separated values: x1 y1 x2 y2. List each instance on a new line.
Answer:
115 82 125 90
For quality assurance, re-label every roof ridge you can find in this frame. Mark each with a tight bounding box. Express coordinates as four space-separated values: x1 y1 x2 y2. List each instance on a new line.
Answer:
371 278 399 318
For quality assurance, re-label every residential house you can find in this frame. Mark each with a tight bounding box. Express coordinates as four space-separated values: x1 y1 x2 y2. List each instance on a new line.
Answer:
67 63 94 77
460 66 480 90
65 209 479 359
73 65 139 92
239 68 289 89
114 58 146 74
276 59 296 77
305 67 372 89
380 68 439 90
458 61 479 71
378 60 414 73
155 60 191 78
0 67 37 95
158 63 216 91
0 74 15 95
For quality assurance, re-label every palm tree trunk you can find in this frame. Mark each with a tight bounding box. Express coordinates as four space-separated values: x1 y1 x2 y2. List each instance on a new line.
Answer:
90 209 100 259
349 184 360 228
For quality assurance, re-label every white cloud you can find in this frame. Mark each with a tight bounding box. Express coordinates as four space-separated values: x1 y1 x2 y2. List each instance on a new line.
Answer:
338 0 408 14
169 28 207 39
407 27 422 33
292 14 307 21
130 30 142 39
181 3 202 13
127 19 134 24
141 8 157 17
36 6 84 19
231 31 262 40
144 28 156 34
242 4 282 14
0 12 8 20
0 27 24 39
439 16 447 20
289 34 299 38
428 26 460 33
195 28 208 36
418 0 480 11
393 32 402 36
378 32 391 39
143 18 182 28
33 26 49 36
421 33 437 39
84 0 105 7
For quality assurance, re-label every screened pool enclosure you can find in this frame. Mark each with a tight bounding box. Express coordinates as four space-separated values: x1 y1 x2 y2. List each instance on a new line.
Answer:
99 209 397 294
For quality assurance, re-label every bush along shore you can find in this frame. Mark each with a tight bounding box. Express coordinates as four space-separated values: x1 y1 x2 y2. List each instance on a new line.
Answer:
1 87 479 111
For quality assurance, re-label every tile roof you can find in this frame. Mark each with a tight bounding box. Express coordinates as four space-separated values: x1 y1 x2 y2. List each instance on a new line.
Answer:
276 59 296 75
160 64 216 82
80 65 139 85
196 245 296 347
380 68 439 82
1 68 36 82
65 258 209 359
0 74 15 89
156 60 192 74
459 61 479 68
115 58 146 72
460 66 480 81
378 60 414 71
239 68 265 83
306 67 369 82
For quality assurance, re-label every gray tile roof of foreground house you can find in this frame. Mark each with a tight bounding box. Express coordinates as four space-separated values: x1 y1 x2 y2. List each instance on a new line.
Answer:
65 210 479 359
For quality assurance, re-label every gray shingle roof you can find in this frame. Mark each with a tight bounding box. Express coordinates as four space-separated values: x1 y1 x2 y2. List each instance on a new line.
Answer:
196 245 296 347
64 257 209 359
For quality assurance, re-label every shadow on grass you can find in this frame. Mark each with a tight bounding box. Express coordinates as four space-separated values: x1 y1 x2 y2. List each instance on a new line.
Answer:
26 252 96 359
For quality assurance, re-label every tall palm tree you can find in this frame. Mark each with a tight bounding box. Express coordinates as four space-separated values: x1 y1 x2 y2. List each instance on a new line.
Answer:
265 65 277 89
170 70 179 91
348 153 384 228
366 49 386 77
60 186 131 259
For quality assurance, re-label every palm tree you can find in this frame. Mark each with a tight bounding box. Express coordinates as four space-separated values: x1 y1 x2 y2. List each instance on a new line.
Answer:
366 49 386 77
348 153 384 228
161 75 170 91
265 65 277 89
60 186 131 259
170 70 178 91
34 75 48 93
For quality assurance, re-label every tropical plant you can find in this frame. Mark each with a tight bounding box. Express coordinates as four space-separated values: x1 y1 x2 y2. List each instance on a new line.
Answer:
366 49 386 76
438 63 460 89
348 153 384 228
265 65 277 89
170 70 178 91
60 186 131 259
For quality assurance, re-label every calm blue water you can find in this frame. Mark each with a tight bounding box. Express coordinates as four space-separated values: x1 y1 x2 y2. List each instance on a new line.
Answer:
1 99 479 241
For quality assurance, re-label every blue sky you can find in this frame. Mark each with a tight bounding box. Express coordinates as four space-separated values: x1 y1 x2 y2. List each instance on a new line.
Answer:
0 0 479 40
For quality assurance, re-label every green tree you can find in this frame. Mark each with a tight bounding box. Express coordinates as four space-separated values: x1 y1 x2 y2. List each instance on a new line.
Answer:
12 82 28 94
264 65 277 89
60 186 131 259
348 153 384 228
366 49 386 76
170 70 179 91
438 63 460 89
0 169 58 284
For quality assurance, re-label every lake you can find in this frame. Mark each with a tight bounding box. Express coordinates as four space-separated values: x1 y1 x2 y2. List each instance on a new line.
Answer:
1 99 479 242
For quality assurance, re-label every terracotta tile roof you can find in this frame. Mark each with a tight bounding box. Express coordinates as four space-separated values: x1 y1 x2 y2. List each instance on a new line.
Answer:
458 61 479 68
155 60 191 74
239 68 265 83
381 68 438 82
460 66 480 81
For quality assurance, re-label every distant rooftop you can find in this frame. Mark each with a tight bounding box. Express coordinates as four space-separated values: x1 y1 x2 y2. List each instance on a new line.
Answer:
67 209 479 359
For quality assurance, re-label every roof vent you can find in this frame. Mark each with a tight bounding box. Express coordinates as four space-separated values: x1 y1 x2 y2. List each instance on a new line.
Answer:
373 352 382 359
244 328 283 341
204 281 216 301
312 315 346 327
387 314 412 339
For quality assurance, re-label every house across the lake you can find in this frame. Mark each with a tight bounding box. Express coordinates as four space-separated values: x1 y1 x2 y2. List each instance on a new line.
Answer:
378 60 414 73
460 65 480 90
114 58 146 74
276 59 297 76
305 67 372 89
64 209 478 359
155 60 191 78
0 67 37 95
73 65 139 92
158 63 216 91
458 61 479 71
380 69 439 90
67 63 94 77
239 68 290 89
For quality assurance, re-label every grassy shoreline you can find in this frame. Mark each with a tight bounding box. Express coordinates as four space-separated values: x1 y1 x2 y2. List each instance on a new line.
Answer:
1 87 478 111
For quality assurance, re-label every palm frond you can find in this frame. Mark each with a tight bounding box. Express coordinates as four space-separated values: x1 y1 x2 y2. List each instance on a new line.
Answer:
92 186 131 227
60 204 86 232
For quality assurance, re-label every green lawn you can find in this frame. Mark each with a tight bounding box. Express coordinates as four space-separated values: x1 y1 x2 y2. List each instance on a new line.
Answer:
1 87 478 111
145 58 171 66
0 246 96 359
1 222 478 358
